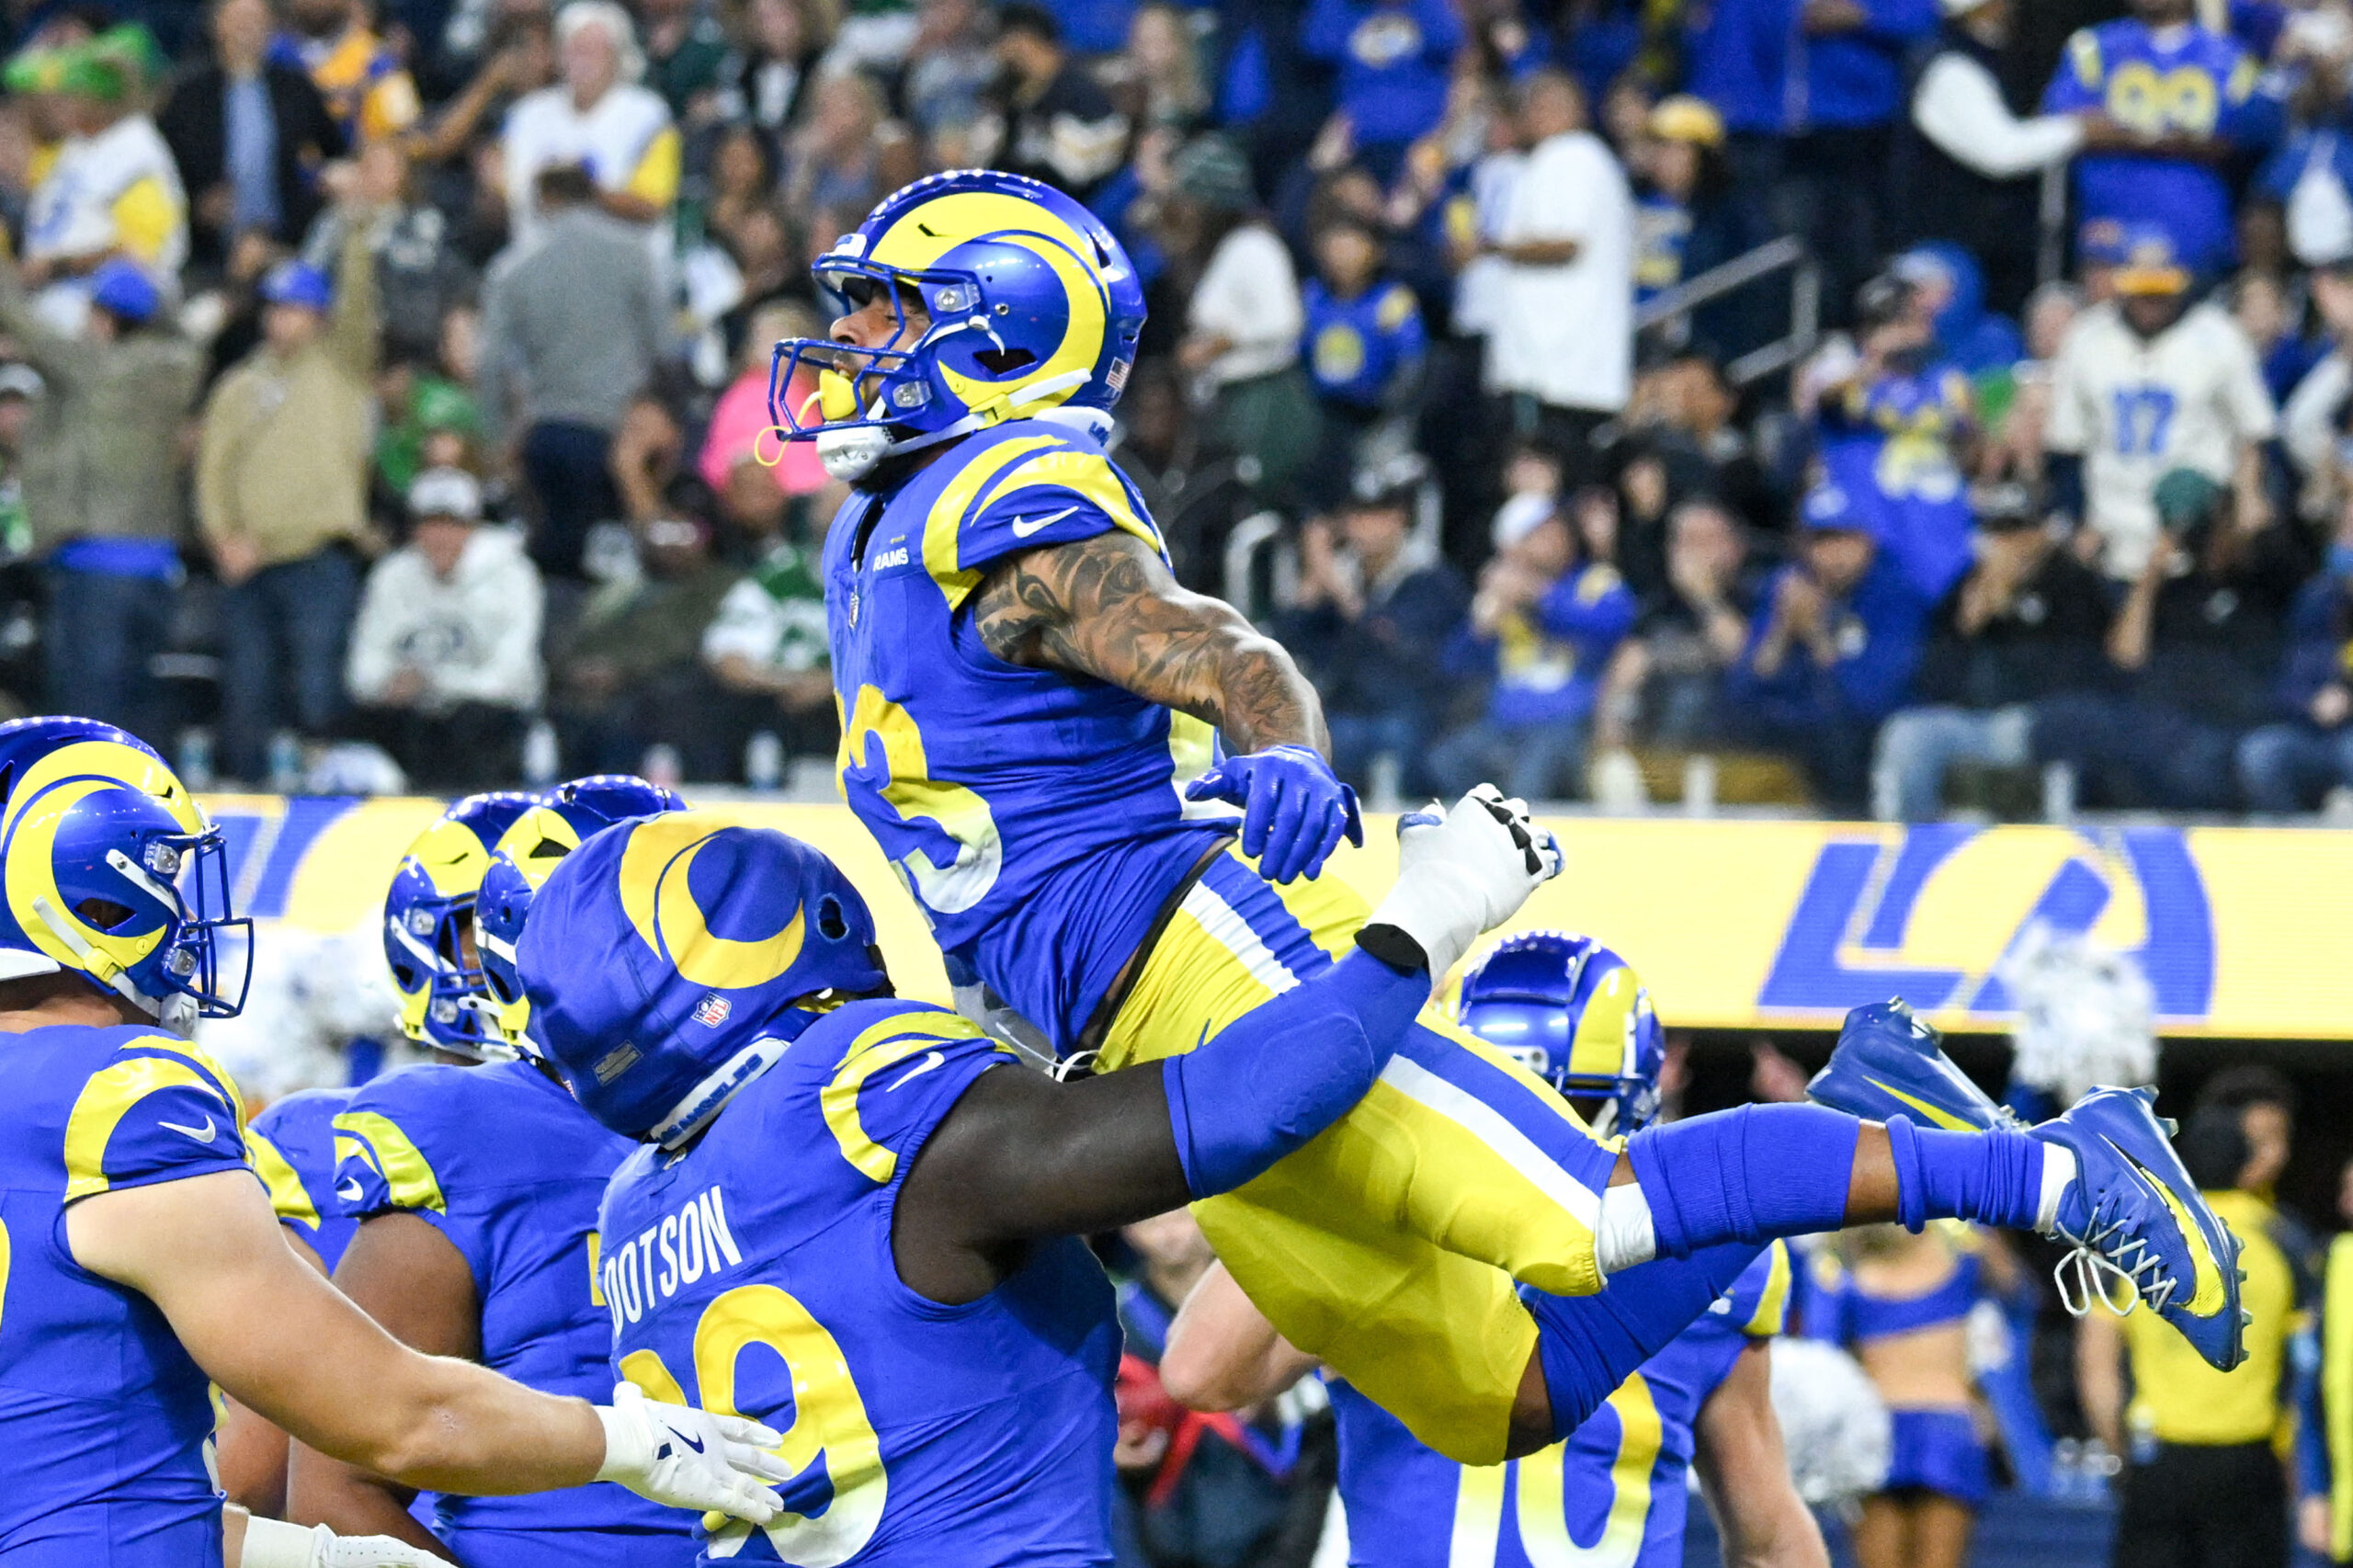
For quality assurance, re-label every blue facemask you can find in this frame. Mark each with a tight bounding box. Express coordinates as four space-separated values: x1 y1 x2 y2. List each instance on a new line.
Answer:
2330 542 2353 582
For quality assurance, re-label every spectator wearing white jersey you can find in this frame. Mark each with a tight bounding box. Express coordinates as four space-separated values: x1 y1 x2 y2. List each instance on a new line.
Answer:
2045 227 2281 581
499 0 680 247
1485 67 1634 487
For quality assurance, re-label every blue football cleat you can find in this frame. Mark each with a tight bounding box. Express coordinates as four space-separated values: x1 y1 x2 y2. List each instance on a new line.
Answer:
1806 1000 2018 1131
2030 1085 2249 1372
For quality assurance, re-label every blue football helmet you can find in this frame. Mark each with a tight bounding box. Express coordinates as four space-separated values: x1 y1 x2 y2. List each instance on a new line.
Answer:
477 775 687 1058
521 811 889 1144
382 791 537 1060
1457 931 1664 1136
768 168 1147 481
0 716 247 1031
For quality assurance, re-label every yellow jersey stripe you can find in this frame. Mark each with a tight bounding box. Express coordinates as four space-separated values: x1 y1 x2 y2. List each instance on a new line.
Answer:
821 1011 991 1183
922 436 1065 608
332 1110 448 1214
1744 1241 1792 1336
245 1127 321 1232
63 1055 234 1201
972 449 1163 554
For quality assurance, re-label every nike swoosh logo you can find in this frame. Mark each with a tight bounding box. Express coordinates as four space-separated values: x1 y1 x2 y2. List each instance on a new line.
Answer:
2109 1139 2229 1317
336 1178 365 1202
1863 1076 1979 1132
157 1115 217 1144
888 1051 945 1091
1011 506 1080 538
665 1424 707 1455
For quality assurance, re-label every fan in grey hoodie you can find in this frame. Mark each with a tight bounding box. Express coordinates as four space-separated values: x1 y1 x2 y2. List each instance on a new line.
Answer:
344 467 545 790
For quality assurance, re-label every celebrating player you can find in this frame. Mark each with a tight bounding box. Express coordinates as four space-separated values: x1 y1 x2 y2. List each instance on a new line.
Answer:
518 794 1562 1564
292 778 703 1566
0 720 785 1568
1157 934 1828 1568
778 168 2248 1466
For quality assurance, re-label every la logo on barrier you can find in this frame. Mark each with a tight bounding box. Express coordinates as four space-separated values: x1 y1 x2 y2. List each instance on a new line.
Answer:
1756 824 2215 1023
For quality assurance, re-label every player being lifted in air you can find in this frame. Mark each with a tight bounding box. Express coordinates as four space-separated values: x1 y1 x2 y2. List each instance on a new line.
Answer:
1157 934 1827 1568
772 168 2249 1467
0 720 786 1568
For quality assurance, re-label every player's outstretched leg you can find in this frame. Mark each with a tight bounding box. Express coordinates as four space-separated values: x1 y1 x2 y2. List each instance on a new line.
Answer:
1808 999 2249 1370
1516 1012 2247 1454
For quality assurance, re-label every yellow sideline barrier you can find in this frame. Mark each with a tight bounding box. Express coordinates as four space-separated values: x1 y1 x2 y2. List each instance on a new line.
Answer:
202 796 2351 1040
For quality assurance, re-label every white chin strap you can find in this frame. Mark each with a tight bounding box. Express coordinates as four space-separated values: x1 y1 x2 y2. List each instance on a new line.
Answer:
25 895 194 1036
820 372 1103 483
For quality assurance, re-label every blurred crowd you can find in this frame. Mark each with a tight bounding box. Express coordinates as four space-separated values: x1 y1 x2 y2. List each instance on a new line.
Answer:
14 0 2353 815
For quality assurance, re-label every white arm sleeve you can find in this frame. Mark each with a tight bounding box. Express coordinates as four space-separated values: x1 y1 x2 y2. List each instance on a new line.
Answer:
2282 353 2349 479
1911 54 2086 179
2218 322 2281 441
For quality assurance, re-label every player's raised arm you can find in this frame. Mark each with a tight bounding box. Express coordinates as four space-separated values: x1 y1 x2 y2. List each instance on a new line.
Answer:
64 1169 788 1517
891 788 1561 1300
974 531 1359 884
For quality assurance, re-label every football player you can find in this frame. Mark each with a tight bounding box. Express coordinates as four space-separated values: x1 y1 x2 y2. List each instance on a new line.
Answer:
782 169 2248 1465
291 778 703 1566
0 720 786 1568
218 1085 358 1517
1156 934 1828 1568
520 794 1561 1565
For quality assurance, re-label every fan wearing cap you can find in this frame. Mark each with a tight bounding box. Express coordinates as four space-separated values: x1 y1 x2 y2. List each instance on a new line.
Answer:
1279 455 1467 795
196 197 382 786
1431 482 1638 801
1633 95 1759 331
1724 472 1935 811
0 250 201 747
2040 0 2282 280
345 469 546 791
2043 225 2280 583
16 29 188 301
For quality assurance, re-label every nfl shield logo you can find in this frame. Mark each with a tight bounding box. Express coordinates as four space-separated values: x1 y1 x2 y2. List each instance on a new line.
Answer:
692 993 732 1028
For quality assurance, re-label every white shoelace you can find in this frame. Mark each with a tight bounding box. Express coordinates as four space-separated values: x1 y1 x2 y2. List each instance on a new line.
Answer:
2050 1199 2180 1321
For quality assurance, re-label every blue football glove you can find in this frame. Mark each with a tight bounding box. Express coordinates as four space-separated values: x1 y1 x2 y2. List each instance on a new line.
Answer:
1183 744 1365 883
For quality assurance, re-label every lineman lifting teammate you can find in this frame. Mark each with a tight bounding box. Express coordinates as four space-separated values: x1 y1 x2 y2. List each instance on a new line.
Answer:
775 167 2249 1466
0 720 785 1568
1158 934 1826 1568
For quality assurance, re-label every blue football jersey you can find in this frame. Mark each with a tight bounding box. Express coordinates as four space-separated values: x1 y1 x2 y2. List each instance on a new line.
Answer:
600 999 1122 1566
246 1087 356 1272
0 1024 256 1565
1826 366 1975 601
2041 20 2279 272
332 1060 696 1566
826 419 1234 1046
1331 1244 1792 1568
1303 278 1427 411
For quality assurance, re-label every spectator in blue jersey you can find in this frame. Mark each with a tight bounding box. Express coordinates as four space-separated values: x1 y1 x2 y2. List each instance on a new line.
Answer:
1726 472 1935 812
1279 455 1467 794
2237 506 2353 811
1299 210 1426 503
1301 0 1462 183
1815 273 1979 601
2041 0 2284 279
1633 94 1771 355
1112 1210 1333 1568
1432 486 1638 800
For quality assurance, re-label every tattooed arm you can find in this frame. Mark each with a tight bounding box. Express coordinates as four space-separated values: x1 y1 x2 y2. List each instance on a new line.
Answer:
972 529 1329 755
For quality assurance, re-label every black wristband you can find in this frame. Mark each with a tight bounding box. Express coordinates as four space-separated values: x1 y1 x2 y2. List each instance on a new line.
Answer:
1354 922 1429 974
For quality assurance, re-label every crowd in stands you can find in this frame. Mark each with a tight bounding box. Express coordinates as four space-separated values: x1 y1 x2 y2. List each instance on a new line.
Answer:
12 0 2353 816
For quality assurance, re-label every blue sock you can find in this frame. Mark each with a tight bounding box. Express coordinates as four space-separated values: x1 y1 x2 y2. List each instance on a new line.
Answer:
1164 949 1425 1198
1885 1116 2045 1233
1521 1244 1763 1440
1624 1104 1859 1257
